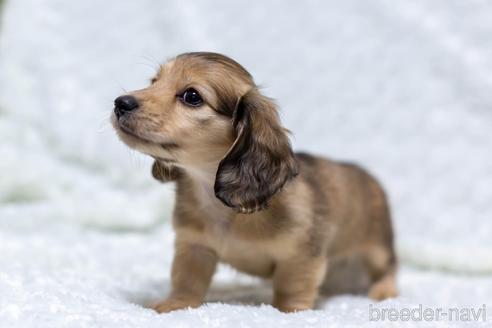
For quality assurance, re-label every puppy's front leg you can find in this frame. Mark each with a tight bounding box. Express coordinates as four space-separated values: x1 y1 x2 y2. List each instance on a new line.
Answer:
272 257 327 312
154 241 217 313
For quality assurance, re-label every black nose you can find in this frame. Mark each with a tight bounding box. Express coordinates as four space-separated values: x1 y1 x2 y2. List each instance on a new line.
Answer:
114 95 139 118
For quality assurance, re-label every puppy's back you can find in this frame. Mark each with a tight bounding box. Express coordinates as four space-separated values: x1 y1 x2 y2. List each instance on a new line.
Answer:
294 152 394 256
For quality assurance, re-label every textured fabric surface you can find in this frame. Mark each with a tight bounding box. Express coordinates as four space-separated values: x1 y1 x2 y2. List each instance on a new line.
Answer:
0 222 490 328
0 0 491 327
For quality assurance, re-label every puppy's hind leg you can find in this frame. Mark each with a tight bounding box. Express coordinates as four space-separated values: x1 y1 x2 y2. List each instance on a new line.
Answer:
363 175 398 301
364 245 398 301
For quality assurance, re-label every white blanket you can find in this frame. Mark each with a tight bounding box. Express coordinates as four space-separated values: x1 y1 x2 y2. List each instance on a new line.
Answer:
0 0 491 326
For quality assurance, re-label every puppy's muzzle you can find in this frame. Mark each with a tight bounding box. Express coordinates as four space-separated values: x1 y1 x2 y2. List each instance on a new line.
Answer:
114 95 139 119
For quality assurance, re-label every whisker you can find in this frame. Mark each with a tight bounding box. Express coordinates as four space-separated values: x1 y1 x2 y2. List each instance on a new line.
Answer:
140 54 161 67
95 113 114 134
136 61 159 70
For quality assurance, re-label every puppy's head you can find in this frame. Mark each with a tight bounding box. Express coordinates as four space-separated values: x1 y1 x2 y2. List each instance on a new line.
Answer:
112 52 298 213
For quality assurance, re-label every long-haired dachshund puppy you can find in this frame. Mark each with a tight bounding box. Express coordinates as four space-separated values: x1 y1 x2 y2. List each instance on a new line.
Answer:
112 52 397 313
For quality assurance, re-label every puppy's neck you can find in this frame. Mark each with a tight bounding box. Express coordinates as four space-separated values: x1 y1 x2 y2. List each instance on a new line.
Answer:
181 161 217 184
179 162 232 214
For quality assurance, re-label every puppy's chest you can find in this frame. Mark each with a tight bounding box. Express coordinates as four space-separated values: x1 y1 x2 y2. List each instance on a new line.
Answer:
203 215 286 277
206 215 265 256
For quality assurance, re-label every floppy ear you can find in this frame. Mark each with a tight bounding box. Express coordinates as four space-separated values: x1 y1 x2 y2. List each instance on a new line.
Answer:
214 89 298 213
151 160 181 183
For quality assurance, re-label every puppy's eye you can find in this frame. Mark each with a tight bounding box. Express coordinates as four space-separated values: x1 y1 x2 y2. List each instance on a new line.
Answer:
179 88 203 107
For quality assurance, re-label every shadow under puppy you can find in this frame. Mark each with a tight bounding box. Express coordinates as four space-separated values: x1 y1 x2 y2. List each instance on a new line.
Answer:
112 52 397 313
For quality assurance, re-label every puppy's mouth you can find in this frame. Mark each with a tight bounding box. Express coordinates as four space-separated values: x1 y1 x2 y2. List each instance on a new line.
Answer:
118 122 150 142
113 115 179 151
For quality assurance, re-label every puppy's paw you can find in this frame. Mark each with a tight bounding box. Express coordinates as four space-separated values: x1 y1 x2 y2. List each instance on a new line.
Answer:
274 303 312 313
153 298 201 313
368 275 398 301
273 296 314 313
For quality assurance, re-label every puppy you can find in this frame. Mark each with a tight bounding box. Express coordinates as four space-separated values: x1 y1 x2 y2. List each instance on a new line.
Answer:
112 52 397 313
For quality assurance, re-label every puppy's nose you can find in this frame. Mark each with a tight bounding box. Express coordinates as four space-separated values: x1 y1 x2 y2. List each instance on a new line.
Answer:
114 95 139 118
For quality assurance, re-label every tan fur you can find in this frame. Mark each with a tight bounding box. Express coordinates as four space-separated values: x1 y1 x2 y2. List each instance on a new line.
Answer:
112 52 398 313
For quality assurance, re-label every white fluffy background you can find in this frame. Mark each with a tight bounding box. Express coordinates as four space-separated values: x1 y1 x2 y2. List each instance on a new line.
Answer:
0 0 491 327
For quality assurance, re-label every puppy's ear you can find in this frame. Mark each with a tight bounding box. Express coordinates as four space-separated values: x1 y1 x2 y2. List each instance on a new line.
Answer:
152 161 181 183
214 89 298 213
